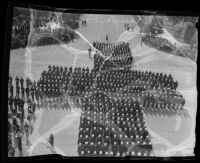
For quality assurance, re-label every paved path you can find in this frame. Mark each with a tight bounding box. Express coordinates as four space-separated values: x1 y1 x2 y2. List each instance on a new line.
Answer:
27 97 81 156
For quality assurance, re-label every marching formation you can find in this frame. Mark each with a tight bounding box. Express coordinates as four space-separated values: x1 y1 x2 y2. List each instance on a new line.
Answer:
78 93 153 157
8 41 186 157
93 42 133 71
37 65 92 97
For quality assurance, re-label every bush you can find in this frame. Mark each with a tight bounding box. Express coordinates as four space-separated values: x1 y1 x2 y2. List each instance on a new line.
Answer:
159 45 173 53
184 24 196 44
142 34 176 54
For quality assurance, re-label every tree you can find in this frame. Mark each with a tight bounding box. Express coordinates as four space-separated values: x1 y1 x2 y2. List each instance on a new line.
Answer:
184 24 196 44
143 16 164 36
11 8 81 49
148 23 163 36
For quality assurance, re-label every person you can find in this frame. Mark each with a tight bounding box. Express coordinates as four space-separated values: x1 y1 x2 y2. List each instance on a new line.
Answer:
31 102 36 122
8 96 13 112
127 24 130 31
24 122 30 146
48 65 52 72
26 77 30 88
10 85 14 97
15 129 23 156
19 98 24 112
21 86 25 99
52 65 56 72
60 66 63 74
26 87 29 100
9 76 13 87
13 96 19 115
88 47 92 58
16 85 20 97
106 35 108 41
30 86 35 101
20 77 24 88
27 98 32 112
15 76 19 87
49 134 54 149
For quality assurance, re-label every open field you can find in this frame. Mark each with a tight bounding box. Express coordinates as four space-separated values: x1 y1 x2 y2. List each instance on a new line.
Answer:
9 14 197 157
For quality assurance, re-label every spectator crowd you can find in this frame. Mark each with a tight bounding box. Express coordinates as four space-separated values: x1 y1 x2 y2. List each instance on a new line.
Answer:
8 76 36 157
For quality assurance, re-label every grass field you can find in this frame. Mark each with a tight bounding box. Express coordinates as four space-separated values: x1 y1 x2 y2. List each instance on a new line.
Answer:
9 14 197 157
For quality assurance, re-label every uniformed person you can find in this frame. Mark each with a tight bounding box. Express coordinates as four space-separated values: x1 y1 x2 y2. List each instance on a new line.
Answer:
21 86 25 99
16 85 20 97
15 76 19 88
8 96 13 112
49 134 54 149
25 87 30 100
26 77 30 88
24 122 30 146
10 85 14 97
30 86 35 101
15 129 23 156
20 77 24 88
9 76 13 87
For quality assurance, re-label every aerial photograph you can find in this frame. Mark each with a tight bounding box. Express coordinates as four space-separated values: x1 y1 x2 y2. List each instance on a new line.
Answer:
7 6 198 157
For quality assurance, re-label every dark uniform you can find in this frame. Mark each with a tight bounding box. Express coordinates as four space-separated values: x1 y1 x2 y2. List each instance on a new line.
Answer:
8 96 13 112
26 87 29 99
24 122 30 146
26 77 30 88
48 65 52 72
106 35 108 41
16 85 20 97
13 97 18 115
88 47 92 58
10 85 13 97
35 89 40 103
20 77 24 88
15 130 23 156
28 101 32 114
19 99 24 119
21 87 25 99
30 86 35 100
49 134 54 148
9 76 13 87
15 76 19 87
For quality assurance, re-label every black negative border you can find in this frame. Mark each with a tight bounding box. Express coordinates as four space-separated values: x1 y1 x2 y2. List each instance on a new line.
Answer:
1 1 199 162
